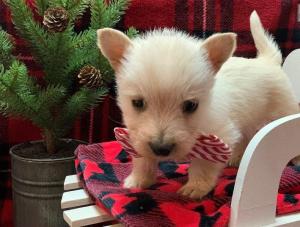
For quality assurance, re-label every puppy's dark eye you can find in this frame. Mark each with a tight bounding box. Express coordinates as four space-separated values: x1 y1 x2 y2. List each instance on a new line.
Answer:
132 99 146 111
182 100 198 113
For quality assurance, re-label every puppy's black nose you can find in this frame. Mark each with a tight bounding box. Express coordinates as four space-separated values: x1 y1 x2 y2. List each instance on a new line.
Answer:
149 142 175 156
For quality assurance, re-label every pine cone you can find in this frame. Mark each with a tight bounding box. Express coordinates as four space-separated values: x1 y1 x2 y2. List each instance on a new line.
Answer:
43 7 69 33
78 65 103 89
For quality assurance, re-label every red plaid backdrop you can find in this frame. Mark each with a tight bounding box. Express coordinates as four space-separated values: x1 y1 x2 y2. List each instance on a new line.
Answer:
0 0 299 146
0 1 300 226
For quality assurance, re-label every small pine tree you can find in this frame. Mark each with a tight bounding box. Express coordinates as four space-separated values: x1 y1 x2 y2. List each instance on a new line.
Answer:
0 0 137 154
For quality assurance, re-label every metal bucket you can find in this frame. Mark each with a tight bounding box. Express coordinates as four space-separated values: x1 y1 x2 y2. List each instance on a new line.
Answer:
10 140 82 227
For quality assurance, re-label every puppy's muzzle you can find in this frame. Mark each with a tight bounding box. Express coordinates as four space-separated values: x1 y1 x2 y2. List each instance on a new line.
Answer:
148 141 175 156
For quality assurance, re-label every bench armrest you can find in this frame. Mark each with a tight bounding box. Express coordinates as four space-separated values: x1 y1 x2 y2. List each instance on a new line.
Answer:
230 114 300 227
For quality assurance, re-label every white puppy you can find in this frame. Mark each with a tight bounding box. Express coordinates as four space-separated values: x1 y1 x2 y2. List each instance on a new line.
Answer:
97 11 299 199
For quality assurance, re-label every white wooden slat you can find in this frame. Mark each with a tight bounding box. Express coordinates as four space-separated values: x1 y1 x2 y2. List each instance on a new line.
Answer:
64 175 82 191
63 205 115 227
264 212 300 227
61 189 93 209
104 224 123 227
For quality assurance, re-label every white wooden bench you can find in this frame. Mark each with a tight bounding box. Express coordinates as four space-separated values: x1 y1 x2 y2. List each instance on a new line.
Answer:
61 49 300 227
61 175 119 227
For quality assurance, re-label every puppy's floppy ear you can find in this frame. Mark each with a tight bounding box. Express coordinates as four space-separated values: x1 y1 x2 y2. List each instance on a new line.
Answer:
97 28 132 71
202 33 237 72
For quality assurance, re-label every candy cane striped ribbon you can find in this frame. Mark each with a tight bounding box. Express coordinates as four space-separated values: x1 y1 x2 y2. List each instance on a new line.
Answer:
187 135 231 163
114 127 231 163
114 127 141 158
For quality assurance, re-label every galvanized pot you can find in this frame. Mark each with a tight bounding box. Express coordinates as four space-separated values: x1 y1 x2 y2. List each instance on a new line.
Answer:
10 139 83 227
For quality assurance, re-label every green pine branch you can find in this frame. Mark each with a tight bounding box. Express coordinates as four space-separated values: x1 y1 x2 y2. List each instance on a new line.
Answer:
68 29 113 82
0 28 14 69
34 0 49 15
42 27 74 87
1 0 136 153
54 87 107 137
66 29 97 75
22 21 49 64
7 0 46 43
8 1 75 88
35 84 67 125
90 0 106 29
126 26 138 38
69 26 137 84
48 0 65 7
104 0 129 27
0 61 50 129
65 0 90 22
91 0 129 29
49 0 90 22
72 29 96 49
7 0 50 66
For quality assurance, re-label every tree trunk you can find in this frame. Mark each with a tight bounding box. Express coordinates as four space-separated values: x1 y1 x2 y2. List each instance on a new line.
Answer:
44 130 57 154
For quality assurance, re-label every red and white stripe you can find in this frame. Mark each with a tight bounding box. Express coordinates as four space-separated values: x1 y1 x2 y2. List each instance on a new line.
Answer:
188 135 231 163
114 127 231 163
114 128 141 158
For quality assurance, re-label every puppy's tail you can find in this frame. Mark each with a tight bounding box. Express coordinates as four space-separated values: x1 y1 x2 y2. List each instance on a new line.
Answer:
250 11 282 65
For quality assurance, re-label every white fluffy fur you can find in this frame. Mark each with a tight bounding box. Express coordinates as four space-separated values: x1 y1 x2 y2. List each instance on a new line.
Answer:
97 11 299 199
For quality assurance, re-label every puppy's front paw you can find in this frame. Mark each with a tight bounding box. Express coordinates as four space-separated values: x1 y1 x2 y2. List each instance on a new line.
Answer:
178 180 212 199
123 174 156 189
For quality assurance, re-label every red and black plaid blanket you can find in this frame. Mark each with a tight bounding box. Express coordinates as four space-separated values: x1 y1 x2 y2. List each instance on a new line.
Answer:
76 142 300 227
